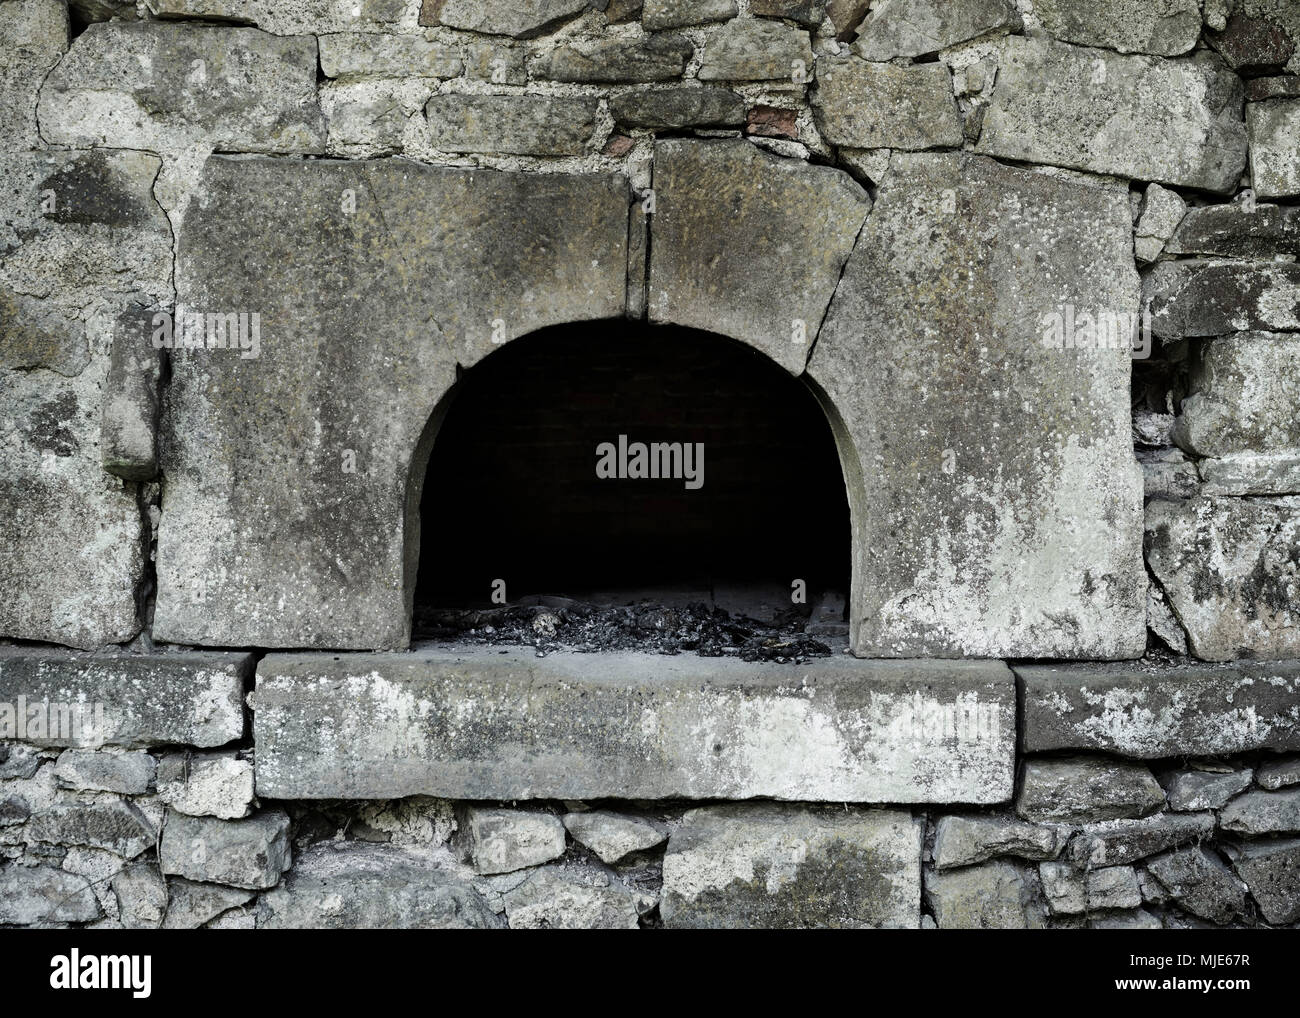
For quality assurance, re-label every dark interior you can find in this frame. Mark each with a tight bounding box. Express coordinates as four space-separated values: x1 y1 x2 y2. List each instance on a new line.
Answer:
415 319 850 614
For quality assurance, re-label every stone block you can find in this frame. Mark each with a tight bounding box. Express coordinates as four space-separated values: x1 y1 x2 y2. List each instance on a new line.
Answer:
1032 0 1200 56
852 0 1019 61
813 58 962 150
925 860 1047 928
1017 756 1164 824
1145 260 1300 338
159 809 291 890
426 94 602 155
1248 98 1300 198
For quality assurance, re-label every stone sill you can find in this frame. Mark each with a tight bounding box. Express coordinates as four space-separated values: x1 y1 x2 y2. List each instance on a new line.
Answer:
252 647 1016 804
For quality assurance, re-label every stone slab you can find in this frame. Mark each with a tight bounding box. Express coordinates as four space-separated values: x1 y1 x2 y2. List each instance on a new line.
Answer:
253 648 1015 803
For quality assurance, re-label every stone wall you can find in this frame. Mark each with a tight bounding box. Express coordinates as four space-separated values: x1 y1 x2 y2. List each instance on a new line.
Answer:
2 0 1300 928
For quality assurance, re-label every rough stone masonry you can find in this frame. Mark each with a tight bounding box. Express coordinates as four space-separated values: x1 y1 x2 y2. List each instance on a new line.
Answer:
1 0 1299 928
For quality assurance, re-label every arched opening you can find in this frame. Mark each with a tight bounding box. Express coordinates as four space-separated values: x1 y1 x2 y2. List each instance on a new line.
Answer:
412 319 851 649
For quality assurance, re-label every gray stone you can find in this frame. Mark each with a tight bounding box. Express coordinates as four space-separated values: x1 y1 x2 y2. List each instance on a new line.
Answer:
1220 788 1300 835
0 795 31 826
1163 769 1254 811
0 744 43 780
1176 334 1300 458
1146 496 1300 661
813 58 962 151
1091 908 1163 929
258 841 498 928
1139 448 1200 499
154 156 627 650
696 19 813 81
320 79 429 157
157 0 411 33
643 0 736 30
531 33 693 82
0 863 99 924
1249 99 1300 198
26 801 155 858
101 303 163 482
1147 581 1190 654
811 152 1145 659
426 94 601 155
1032 0 1201 56
649 138 869 375
1228 838 1300 924
1248 76 1300 101
609 87 744 128
501 863 647 928
254 649 1015 803
932 815 1065 870
925 860 1047 929
162 878 253 929
37 22 325 154
1019 661 1300 756
0 649 249 748
975 38 1247 193
1200 451 1300 496
563 811 667 864
159 810 291 890
463 39 528 84
1134 184 1186 263
111 862 167 929
53 750 155 795
0 0 67 149
1167 202 1300 258
156 752 254 820
1039 862 1142 914
1147 846 1251 924
751 0 824 28
1017 757 1164 824
1210 10 1297 74
458 807 566 875
1068 812 1215 867
1238 0 1300 74
1145 260 1300 339
318 32 462 78
420 0 587 37
1257 757 1300 790
661 805 920 928
852 0 1018 61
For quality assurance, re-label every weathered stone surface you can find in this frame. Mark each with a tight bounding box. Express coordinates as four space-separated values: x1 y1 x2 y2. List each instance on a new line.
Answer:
101 303 163 482
649 139 869 375
1220 788 1300 835
0 795 31 826
255 649 1014 803
1167 202 1300 258
259 841 497 928
500 863 646 928
1091 908 1163 929
1176 333 1300 458
1134 183 1186 263
1146 497 1300 661
610 86 744 128
812 152 1145 659
925 860 1047 928
751 0 824 28
828 0 870 38
696 19 812 81
155 156 627 650
1032 0 1200 56
1228 838 1300 924
112 861 167 929
0 649 249 748
1019 661 1300 756
1257 756 1300 790
318 32 462 79
320 78 430 157
38 22 324 154
563 811 667 864
53 750 155 795
156 752 254 820
1068 812 1215 867
1145 260 1300 338
975 38 1247 193
0 744 43 780
1163 769 1254 811
643 0 735 29
421 0 586 37
426 94 601 155
1039 862 1142 914
1147 847 1251 924
1018 757 1164 824
162 877 253 929
1249 99 1300 198
0 0 68 149
852 0 1017 61
1210 12 1296 74
661 805 920 928
159 810 291 890
1239 0 1300 74
458 807 566 875
1200 451 1300 496
813 58 962 150
0 863 99 924
746 104 797 139
27 801 155 858
1139 448 1200 499
532 33 692 82
155 0 413 34
1249 76 1300 101
933 815 1065 870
